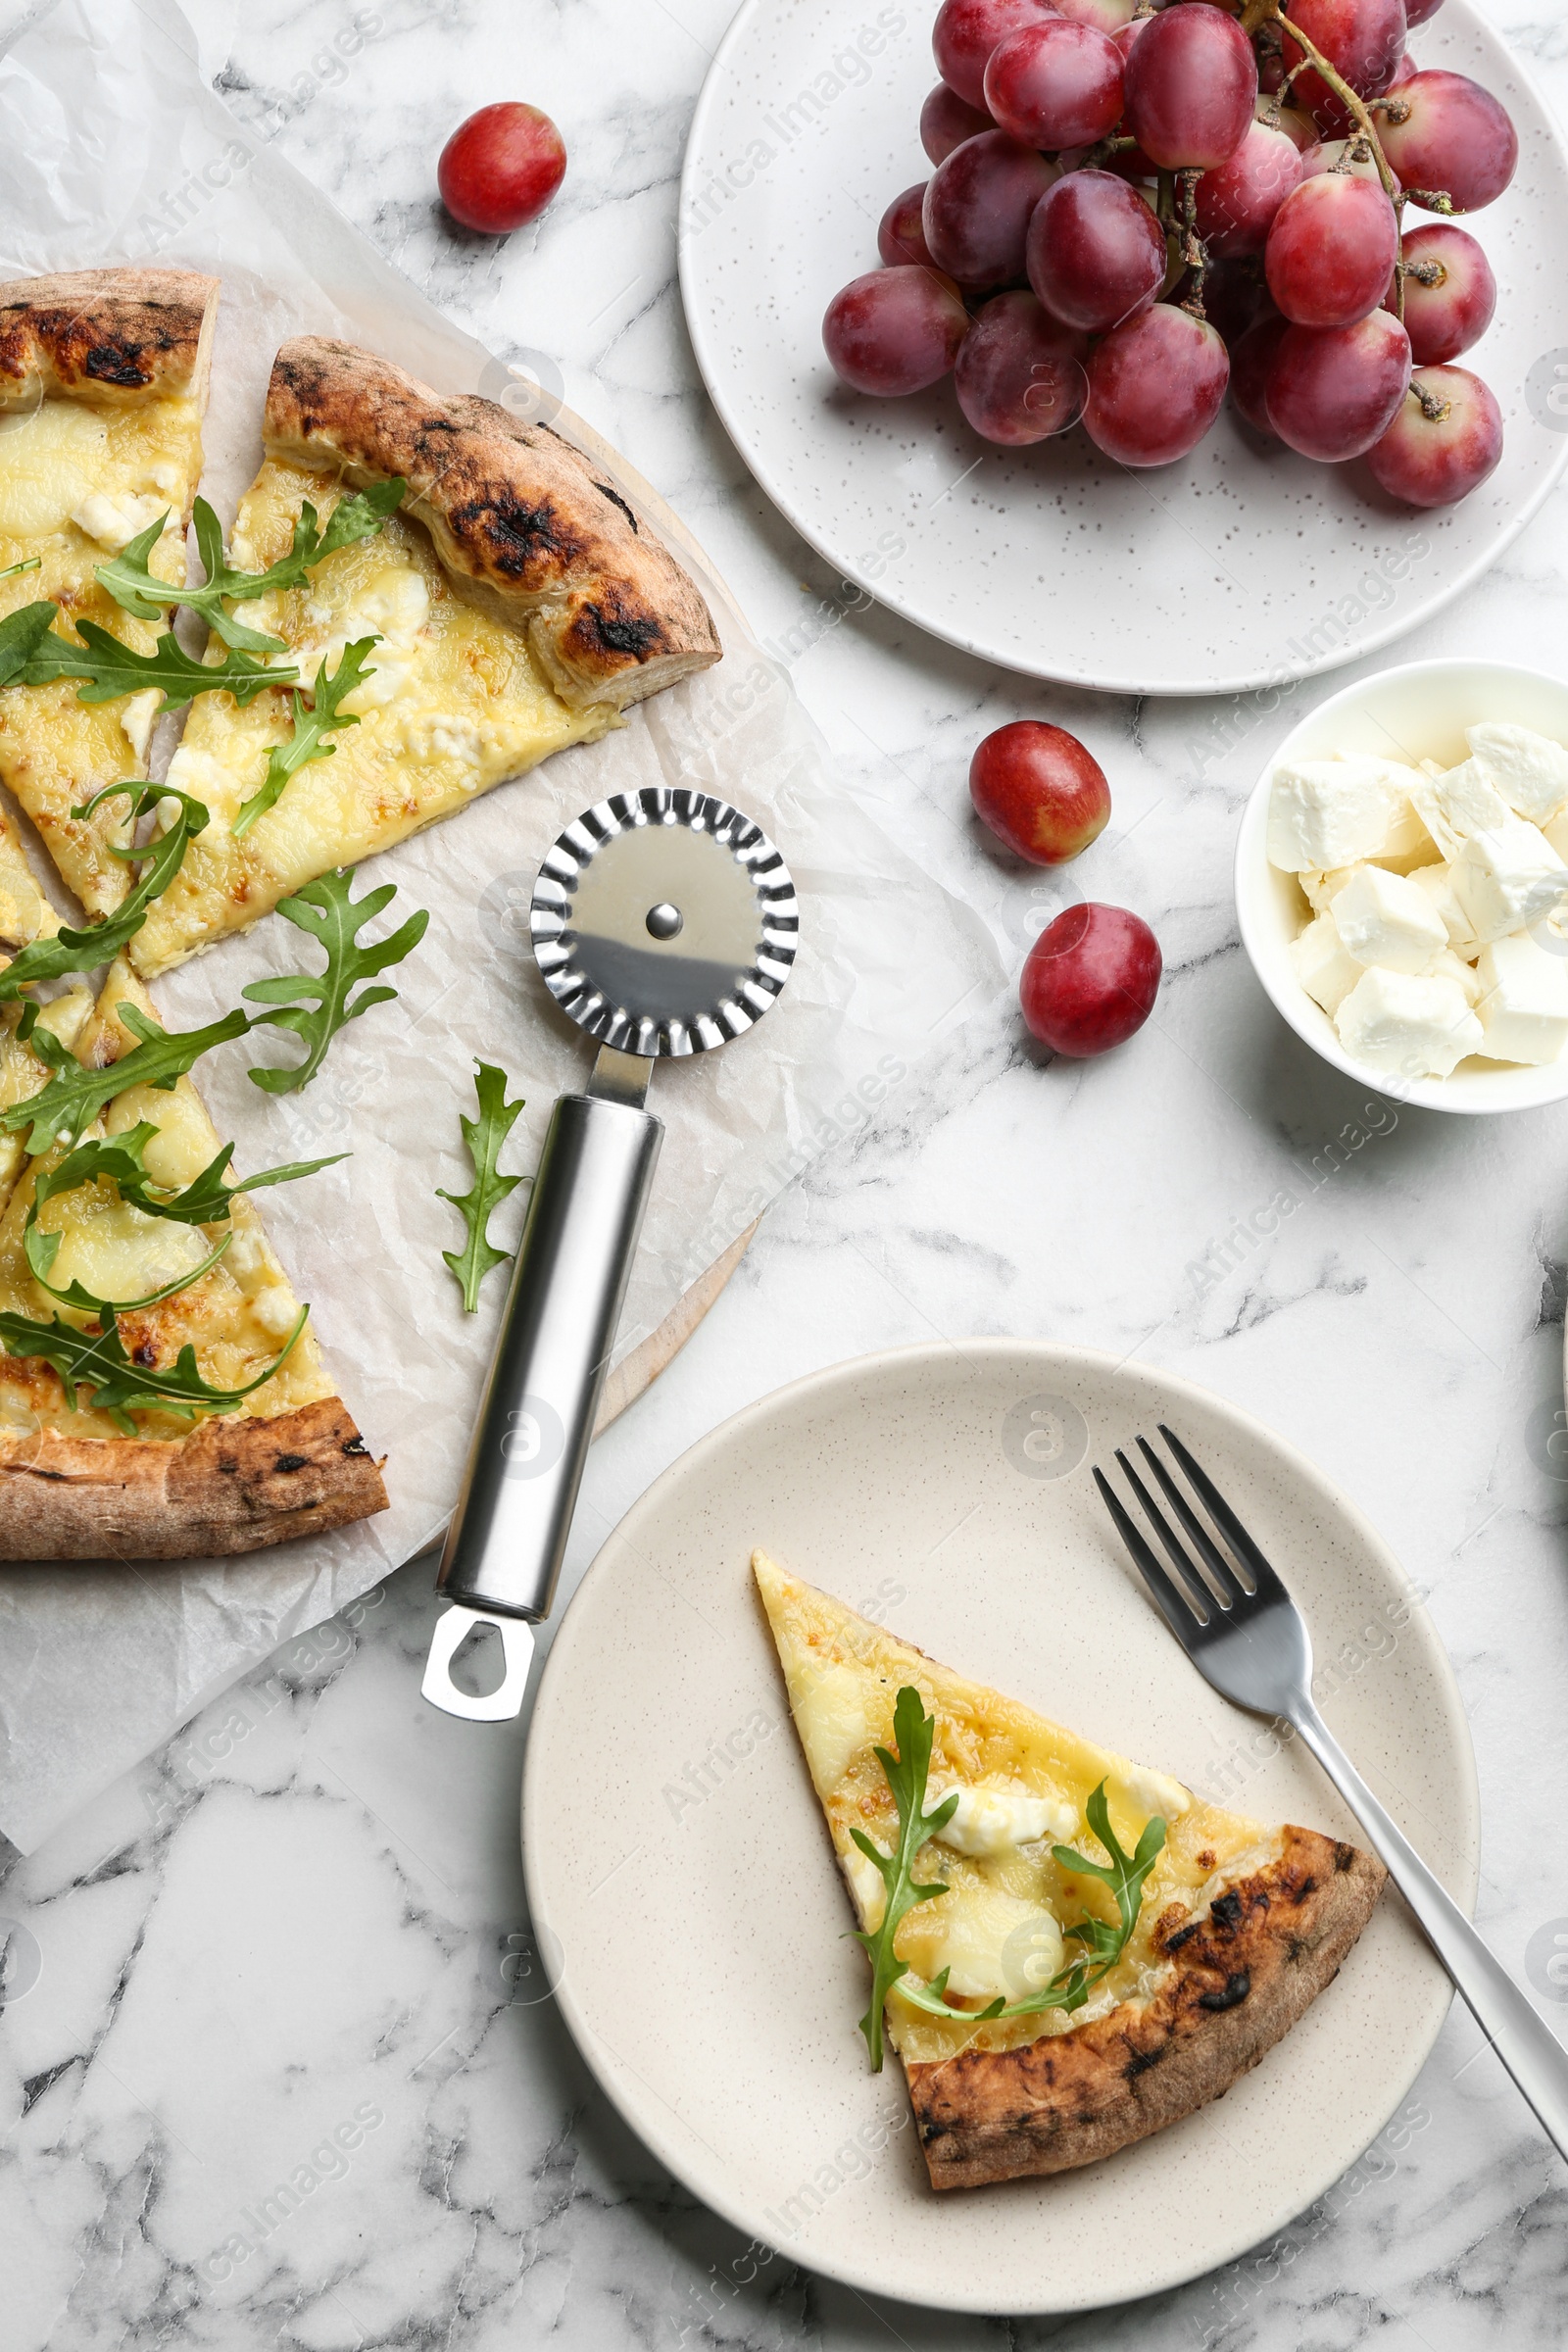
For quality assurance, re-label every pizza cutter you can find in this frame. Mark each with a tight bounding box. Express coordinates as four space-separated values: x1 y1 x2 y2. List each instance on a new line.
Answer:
421 784 798 1720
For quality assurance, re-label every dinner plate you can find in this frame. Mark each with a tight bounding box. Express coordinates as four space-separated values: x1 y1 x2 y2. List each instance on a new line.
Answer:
523 1341 1479 2314
678 0 1568 696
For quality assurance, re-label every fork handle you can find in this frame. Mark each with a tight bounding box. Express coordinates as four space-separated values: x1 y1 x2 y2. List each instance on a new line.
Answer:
1294 1702 1568 2161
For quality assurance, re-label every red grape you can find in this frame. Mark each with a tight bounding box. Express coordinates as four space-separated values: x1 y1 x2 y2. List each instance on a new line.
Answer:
1281 0 1405 131
970 720 1110 861
1111 15 1148 59
1376 70 1518 212
823 268 970 394
1020 903 1161 1054
878 183 939 269
984 20 1125 150
1264 172 1399 327
1083 304 1230 464
934 0 1060 106
1386 47 1418 86
1231 311 1291 431
1365 365 1501 504
1300 134 1400 188
955 290 1090 441
1396 222 1495 362
1195 120 1304 256
1122 5 1257 171
1026 169 1166 332
1403 0 1444 24
921 82 997 163
437 103 566 233
1265 309 1411 457
924 131 1058 284
1275 104 1320 149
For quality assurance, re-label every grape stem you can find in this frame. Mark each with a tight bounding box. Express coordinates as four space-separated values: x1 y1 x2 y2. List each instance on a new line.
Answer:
1414 380 1452 422
1177 169 1207 317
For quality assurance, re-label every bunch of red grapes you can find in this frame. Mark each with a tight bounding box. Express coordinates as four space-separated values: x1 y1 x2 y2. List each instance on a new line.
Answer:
822 0 1518 504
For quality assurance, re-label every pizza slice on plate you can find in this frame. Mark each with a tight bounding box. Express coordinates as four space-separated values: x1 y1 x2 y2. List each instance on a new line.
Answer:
0 268 219 916
0 956 386 1558
132 335 722 975
755 1550 1385 2189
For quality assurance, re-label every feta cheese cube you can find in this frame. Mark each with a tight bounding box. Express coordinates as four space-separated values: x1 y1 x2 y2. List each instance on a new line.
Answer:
1329 865 1447 974
1290 912 1363 1014
1267 757 1423 872
1542 809 1568 865
1335 968 1484 1080
1407 858 1479 952
1466 722 1568 825
1472 931 1568 1064
1450 821 1568 945
1407 757 1510 859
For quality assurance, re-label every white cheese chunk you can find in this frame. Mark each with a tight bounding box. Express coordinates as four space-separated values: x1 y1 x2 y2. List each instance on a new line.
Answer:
120 688 162 765
1407 757 1510 859
1450 821 1568 946
1267 758 1424 872
1330 865 1447 974
1431 947 1482 1006
1298 865 1360 915
1408 858 1479 952
931 1783 1079 1858
1467 722 1568 825
1290 911 1363 1014
71 489 167 552
1472 931 1568 1064
1115 1765 1193 1822
1335 967 1484 1079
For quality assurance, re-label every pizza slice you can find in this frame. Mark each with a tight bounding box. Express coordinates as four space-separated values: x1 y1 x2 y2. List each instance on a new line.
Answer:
0 268 220 915
131 335 722 975
755 1550 1385 2189
0 956 387 1558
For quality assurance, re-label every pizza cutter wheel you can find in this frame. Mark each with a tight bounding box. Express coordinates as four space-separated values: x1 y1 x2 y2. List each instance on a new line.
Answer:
421 785 798 1719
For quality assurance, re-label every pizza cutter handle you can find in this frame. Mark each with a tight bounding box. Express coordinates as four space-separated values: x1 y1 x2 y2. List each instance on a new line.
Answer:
429 1087 663 1649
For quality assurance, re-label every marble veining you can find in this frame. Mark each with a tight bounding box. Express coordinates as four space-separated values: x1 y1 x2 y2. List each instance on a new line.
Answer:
6 0 1568 2342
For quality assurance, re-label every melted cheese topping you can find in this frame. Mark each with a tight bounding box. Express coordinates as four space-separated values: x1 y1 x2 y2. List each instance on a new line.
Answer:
0 392 205 917
755 1550 1278 2065
0 957 330 1441
131 461 617 976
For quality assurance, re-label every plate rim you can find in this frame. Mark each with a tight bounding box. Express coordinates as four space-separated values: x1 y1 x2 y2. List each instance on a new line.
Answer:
678 0 1568 698
523 1337 1479 2315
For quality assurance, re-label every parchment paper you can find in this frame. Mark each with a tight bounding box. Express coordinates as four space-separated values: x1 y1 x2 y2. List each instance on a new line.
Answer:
0 0 1002 1854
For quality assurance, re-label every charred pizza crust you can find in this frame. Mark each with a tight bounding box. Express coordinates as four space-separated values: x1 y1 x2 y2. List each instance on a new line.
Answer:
0 1396 387 1559
907 1825 1386 2189
0 266 220 410
262 335 721 710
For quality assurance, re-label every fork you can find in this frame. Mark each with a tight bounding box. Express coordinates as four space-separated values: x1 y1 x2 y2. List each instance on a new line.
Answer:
1097 1424 1568 2165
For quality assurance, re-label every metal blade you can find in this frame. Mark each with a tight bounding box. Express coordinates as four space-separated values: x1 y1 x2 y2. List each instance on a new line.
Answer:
420 1604 536 1721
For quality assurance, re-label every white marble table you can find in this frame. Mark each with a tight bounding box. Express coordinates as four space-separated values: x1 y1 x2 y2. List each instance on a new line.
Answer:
8 0 1568 2342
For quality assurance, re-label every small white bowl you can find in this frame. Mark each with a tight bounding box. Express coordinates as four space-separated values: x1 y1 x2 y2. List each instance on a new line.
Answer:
1236 659 1568 1115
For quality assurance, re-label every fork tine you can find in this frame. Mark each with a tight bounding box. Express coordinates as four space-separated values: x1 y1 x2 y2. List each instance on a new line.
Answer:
1135 1436 1249 1602
1114 1447 1220 1615
1094 1461 1212 1634
1157 1425 1291 1602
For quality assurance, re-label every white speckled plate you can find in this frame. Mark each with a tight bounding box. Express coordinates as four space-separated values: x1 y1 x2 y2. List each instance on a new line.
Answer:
678 0 1568 696
523 1342 1478 2315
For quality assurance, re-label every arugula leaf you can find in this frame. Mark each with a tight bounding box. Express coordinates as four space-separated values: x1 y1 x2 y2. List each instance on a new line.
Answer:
848 1686 959 2070
854 1690 1168 2059
0 783 210 1002
243 868 428 1096
0 1003 252 1155
0 557 40 582
231 637 378 840
0 600 64 689
0 1298 308 1433
437 1060 526 1311
22 615 291 709
93 482 406 653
